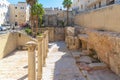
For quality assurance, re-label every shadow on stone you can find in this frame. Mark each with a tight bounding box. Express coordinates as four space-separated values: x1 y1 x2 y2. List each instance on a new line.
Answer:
17 74 28 80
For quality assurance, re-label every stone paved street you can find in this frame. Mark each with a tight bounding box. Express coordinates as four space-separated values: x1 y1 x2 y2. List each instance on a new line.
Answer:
0 51 28 80
42 42 86 80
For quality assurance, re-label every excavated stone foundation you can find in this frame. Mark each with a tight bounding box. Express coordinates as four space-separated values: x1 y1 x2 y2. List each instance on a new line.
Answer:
65 26 120 76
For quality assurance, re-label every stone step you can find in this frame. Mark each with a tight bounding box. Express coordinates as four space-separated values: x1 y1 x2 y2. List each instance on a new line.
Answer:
71 51 80 58
76 56 92 64
88 63 107 70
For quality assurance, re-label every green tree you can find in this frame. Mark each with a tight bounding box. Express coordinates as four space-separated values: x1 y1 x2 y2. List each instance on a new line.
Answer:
31 3 45 35
26 0 38 35
62 0 72 26
26 0 37 6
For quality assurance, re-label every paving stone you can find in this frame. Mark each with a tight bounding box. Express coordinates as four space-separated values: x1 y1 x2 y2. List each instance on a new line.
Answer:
87 69 120 80
81 50 89 56
71 51 80 58
0 51 28 80
88 63 107 70
42 42 85 80
77 56 92 64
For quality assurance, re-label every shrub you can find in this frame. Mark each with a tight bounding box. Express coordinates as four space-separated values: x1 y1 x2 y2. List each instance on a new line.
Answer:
25 28 32 35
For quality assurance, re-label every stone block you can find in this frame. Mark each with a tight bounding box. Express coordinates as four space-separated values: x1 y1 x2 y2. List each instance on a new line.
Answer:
77 56 92 64
71 51 80 58
65 27 75 37
65 36 80 50
88 63 107 70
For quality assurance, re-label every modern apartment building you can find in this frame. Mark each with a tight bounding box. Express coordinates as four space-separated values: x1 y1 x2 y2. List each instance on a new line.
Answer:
87 0 120 10
9 2 29 26
72 0 120 12
0 0 10 26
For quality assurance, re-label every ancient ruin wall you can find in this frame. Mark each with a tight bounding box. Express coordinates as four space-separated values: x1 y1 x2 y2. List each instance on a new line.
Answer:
74 4 120 33
38 27 65 42
87 30 120 76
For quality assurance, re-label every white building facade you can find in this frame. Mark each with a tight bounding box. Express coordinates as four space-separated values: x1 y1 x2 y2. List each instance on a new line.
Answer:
72 0 88 13
72 0 120 12
87 0 120 10
0 0 10 26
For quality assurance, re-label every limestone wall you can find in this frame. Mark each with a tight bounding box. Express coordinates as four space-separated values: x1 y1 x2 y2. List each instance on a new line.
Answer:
74 4 120 33
2 33 18 58
17 33 36 46
87 30 120 76
54 28 65 41
75 26 120 76
38 27 65 42
0 32 35 59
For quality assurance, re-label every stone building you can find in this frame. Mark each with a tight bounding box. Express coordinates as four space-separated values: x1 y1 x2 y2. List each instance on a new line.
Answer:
87 0 120 10
43 8 73 27
9 2 29 26
0 0 10 26
71 0 88 13
72 0 120 13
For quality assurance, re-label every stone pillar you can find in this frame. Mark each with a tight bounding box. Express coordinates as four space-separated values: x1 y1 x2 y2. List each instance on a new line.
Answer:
43 33 47 58
26 41 37 80
46 30 49 54
44 31 49 58
43 33 46 66
37 36 43 80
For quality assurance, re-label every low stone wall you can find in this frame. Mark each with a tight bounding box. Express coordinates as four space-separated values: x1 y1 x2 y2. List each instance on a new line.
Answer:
0 33 17 59
38 27 65 42
65 36 79 50
65 27 80 50
54 28 65 41
74 4 120 33
0 32 35 59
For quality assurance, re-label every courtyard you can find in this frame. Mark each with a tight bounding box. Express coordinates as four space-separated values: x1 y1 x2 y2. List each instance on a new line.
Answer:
0 0 120 80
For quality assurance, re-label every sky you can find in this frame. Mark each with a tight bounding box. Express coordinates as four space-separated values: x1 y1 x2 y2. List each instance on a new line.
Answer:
8 0 64 8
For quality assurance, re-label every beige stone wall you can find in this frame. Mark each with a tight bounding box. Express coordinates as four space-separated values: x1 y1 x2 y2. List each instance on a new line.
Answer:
74 4 120 33
87 30 120 76
74 26 120 76
38 27 65 42
0 32 35 59
17 33 35 46
43 11 74 27
54 28 65 41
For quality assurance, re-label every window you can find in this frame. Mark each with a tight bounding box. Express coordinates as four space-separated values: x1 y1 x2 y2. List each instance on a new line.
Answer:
4 12 5 16
107 0 115 5
81 5 83 9
21 7 24 9
94 4 96 9
15 7 17 9
99 2 101 8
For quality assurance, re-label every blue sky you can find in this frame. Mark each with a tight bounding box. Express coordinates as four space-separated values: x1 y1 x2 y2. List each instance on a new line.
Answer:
8 0 64 8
